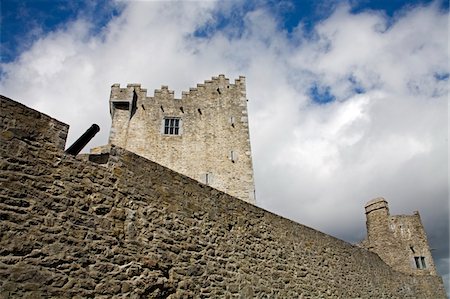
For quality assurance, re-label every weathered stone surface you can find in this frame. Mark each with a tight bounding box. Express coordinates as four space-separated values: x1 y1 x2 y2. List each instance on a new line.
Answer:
0 94 447 298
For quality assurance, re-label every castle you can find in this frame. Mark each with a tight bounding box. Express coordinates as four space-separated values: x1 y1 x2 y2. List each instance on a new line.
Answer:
99 75 440 278
0 75 446 297
94 74 255 204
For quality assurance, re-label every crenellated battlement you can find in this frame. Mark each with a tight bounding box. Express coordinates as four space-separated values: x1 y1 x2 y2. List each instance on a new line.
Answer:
154 85 175 99
183 74 245 99
110 75 246 104
110 83 148 101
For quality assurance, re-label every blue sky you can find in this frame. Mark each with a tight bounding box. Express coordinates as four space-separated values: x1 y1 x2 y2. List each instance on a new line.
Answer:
1 0 448 104
1 0 123 63
1 0 449 293
2 0 447 62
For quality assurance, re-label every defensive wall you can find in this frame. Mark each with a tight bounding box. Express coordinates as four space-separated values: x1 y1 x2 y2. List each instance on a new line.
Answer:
0 95 447 298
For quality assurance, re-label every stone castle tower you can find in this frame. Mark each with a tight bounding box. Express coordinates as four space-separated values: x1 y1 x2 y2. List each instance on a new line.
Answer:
363 197 437 276
104 75 255 204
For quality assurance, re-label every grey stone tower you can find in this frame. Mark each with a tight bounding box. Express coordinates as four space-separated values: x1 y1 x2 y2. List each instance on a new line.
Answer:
363 197 437 275
104 75 255 204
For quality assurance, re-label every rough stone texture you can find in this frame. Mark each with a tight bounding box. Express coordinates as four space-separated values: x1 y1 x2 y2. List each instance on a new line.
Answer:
363 197 438 276
0 95 447 298
102 75 255 204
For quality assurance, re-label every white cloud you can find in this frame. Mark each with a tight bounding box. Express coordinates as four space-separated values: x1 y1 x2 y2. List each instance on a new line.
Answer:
1 0 448 288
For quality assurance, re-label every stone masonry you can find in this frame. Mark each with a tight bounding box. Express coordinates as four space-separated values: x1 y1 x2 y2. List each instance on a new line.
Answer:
362 197 438 276
0 95 447 298
100 75 255 204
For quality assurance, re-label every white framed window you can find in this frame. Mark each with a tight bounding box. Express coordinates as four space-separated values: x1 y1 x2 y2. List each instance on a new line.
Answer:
230 116 235 127
229 150 238 163
163 118 180 135
201 172 213 185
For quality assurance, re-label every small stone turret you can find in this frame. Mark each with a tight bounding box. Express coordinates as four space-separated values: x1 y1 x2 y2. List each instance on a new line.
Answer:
363 197 438 276
365 197 390 244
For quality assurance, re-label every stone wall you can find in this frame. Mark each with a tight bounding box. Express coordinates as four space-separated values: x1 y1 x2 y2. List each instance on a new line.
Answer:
0 95 447 298
0 95 68 153
106 75 255 204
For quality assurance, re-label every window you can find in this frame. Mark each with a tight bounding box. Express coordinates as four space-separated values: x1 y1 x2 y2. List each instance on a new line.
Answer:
414 256 426 269
201 172 213 185
164 118 180 135
229 150 236 163
230 116 235 127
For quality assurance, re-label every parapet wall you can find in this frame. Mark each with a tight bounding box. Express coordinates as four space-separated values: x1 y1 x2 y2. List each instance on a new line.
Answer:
109 75 246 102
0 95 447 298
0 95 68 153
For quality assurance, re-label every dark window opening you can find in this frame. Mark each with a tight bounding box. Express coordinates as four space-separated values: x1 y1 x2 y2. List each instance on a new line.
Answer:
164 118 180 135
414 256 426 269
113 102 129 110
421 257 426 268
414 257 420 268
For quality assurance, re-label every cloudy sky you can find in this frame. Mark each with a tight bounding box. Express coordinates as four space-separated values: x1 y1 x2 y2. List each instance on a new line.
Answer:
1 0 448 291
